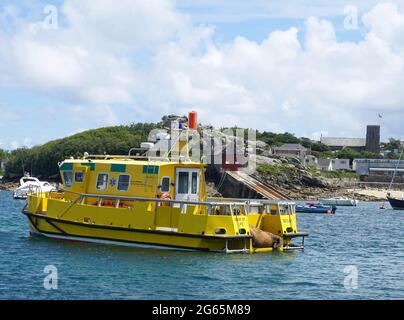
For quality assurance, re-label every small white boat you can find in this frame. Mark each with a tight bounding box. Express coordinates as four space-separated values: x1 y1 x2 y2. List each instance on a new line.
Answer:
13 176 56 200
320 197 359 207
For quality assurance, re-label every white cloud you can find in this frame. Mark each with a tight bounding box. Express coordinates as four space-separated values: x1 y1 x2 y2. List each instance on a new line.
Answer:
9 141 19 150
23 138 33 147
0 0 186 104
175 0 404 21
69 105 119 127
144 2 404 138
0 0 403 144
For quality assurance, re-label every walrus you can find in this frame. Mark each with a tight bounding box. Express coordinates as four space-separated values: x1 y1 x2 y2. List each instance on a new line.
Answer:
249 225 283 249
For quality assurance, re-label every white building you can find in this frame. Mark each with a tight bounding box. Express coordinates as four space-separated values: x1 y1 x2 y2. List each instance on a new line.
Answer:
330 159 350 171
304 155 319 168
318 158 350 171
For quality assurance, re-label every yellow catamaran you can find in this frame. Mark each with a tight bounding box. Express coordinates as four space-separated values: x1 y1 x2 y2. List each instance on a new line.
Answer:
22 114 308 253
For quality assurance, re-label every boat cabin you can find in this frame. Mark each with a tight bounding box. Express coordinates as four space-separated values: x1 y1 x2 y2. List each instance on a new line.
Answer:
59 157 206 204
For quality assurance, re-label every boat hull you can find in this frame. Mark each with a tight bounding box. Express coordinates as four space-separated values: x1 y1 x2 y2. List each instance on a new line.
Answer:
13 194 27 200
387 197 404 210
23 210 250 253
296 206 334 214
23 192 308 253
320 199 358 206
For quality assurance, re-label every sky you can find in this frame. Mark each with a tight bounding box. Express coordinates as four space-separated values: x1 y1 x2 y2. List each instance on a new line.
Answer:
1 0 404 150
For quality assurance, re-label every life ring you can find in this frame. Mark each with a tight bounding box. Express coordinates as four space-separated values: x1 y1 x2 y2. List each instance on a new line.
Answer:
118 202 129 209
102 200 114 207
159 193 172 206
101 200 128 208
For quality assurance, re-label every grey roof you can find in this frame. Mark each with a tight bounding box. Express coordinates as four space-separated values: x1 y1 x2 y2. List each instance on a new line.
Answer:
274 143 307 151
321 137 366 147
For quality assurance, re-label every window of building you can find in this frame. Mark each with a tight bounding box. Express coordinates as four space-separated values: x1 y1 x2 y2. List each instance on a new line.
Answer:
63 171 73 187
96 173 108 190
117 174 130 192
74 171 84 183
161 177 170 193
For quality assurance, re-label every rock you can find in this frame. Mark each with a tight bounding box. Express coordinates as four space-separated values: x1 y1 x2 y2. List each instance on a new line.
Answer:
205 182 222 198
250 155 281 165
301 174 329 188
0 181 19 191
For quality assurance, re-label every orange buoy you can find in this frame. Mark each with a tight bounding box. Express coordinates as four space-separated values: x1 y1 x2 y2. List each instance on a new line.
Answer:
188 111 197 129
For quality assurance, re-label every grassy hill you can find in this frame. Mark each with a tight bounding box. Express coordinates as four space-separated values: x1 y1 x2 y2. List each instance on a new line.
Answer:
4 123 158 179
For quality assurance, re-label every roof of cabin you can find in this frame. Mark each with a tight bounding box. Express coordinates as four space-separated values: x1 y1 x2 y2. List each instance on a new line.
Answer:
61 158 203 167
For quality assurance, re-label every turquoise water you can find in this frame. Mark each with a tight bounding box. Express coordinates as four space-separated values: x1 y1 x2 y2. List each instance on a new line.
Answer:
0 190 403 300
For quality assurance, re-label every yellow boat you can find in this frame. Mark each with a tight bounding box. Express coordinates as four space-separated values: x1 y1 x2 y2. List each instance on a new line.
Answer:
22 117 308 253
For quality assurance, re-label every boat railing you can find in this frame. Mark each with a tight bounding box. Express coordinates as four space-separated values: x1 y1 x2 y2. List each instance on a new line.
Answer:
45 189 296 216
27 184 43 197
208 197 296 215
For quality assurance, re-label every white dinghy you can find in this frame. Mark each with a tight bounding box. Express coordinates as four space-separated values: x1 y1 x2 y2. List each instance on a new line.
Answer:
320 196 359 207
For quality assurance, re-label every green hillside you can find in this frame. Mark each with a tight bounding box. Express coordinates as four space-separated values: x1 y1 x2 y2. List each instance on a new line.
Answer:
4 123 158 179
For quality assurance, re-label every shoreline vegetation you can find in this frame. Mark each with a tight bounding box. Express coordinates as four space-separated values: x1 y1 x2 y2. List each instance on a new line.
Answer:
0 117 402 201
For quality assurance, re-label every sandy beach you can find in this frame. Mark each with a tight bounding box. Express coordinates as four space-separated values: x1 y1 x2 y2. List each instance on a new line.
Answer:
349 188 404 200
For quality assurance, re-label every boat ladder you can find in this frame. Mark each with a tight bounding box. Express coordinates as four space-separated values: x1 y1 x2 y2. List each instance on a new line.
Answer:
222 237 250 254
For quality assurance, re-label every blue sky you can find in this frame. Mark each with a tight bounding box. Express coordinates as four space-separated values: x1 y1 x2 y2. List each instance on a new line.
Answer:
1 0 404 150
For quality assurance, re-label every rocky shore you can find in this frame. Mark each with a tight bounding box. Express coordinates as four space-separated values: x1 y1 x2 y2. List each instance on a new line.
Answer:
0 181 19 192
254 167 385 201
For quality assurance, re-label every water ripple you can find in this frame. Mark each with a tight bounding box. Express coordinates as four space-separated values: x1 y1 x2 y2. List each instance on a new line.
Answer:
0 191 403 300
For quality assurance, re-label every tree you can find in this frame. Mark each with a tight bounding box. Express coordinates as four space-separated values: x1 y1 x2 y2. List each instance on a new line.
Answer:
384 138 402 151
257 131 300 146
311 141 331 152
4 123 158 179
335 148 361 161
0 148 9 159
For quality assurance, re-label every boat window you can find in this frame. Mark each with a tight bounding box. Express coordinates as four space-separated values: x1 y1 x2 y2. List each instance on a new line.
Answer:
161 177 170 192
178 172 189 194
74 171 84 183
117 174 130 192
96 173 108 190
191 172 198 194
63 171 73 187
